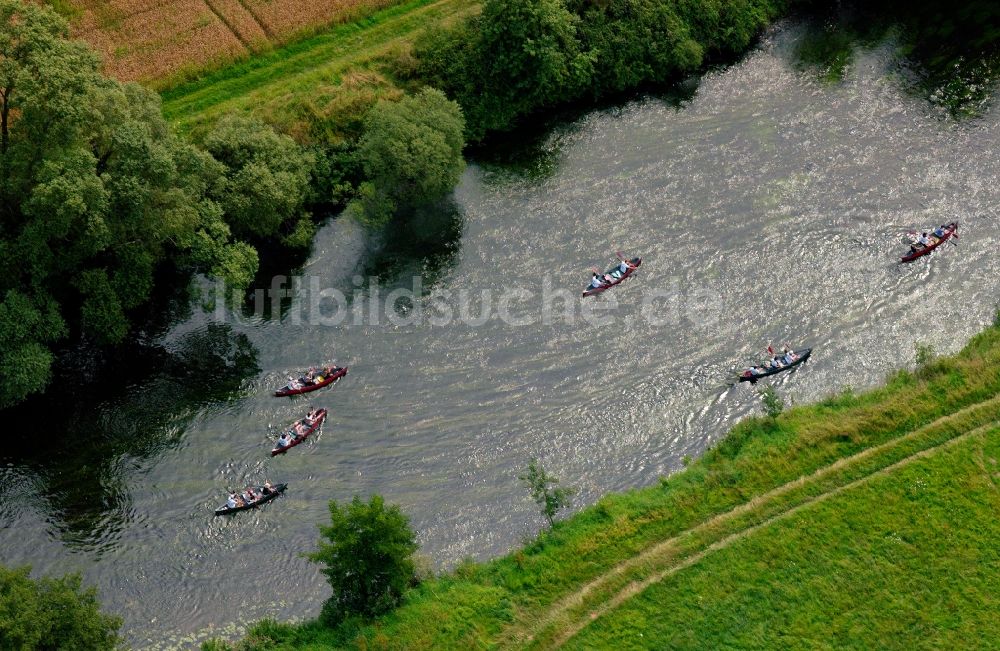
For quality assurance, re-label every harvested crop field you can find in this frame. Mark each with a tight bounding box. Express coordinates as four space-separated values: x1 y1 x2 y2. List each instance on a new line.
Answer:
46 0 411 83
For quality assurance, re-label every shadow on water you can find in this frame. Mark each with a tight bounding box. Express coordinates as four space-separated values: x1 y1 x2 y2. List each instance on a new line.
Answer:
361 198 465 293
237 205 465 323
911 52 1000 119
0 324 259 550
792 3 1000 117
792 10 879 82
236 216 336 323
469 76 700 184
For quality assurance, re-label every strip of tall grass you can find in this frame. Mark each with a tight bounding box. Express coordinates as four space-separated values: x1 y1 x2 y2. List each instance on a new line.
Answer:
161 0 478 139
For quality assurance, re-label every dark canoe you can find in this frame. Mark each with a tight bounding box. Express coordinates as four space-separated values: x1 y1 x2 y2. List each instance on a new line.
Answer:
901 222 958 263
582 257 642 297
738 348 812 383
271 408 328 456
274 366 347 397
214 483 287 516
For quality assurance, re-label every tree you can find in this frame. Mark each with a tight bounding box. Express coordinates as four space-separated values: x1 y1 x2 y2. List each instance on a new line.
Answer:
352 87 465 226
568 0 705 95
0 1 258 406
758 385 784 420
0 564 121 650
520 458 575 528
416 0 594 140
203 114 315 244
306 495 418 624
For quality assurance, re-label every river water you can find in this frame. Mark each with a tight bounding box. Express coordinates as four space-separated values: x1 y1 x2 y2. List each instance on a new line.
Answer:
1 19 999 648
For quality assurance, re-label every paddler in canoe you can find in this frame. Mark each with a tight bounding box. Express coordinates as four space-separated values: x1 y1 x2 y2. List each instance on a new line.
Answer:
906 224 954 255
741 346 802 379
609 256 638 280
583 253 642 296
281 368 329 392
908 232 932 254
276 408 323 448
589 273 609 290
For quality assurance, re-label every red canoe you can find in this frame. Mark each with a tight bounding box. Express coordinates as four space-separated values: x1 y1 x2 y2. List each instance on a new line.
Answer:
901 222 957 262
274 366 347 397
582 257 642 298
271 408 328 456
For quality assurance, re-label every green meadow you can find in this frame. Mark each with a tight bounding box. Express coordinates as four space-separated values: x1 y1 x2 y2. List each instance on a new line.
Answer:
567 425 1000 649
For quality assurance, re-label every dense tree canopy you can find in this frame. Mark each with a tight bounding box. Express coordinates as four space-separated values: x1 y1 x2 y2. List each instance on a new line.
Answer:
568 0 705 94
417 0 594 141
0 0 258 407
307 495 419 623
203 114 316 246
0 564 121 650
352 87 465 225
416 0 790 140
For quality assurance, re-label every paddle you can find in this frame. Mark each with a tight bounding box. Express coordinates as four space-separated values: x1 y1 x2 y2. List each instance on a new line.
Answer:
615 251 639 268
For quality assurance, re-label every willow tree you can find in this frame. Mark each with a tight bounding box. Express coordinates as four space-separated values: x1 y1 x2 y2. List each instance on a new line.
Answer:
352 87 465 226
416 0 594 140
0 0 257 407
0 564 121 650
307 495 418 623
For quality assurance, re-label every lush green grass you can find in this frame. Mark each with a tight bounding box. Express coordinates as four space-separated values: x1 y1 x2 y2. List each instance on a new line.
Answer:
208 322 1000 649
568 426 1000 649
160 0 479 141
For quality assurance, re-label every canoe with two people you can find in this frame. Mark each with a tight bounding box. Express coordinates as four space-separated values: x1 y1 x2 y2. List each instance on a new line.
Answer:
739 346 812 383
583 253 642 297
274 365 348 397
215 481 287 515
901 222 958 263
272 408 328 456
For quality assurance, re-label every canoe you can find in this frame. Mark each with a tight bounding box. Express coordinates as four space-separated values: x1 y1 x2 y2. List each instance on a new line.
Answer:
738 348 812 383
274 366 347 397
214 483 287 515
271 408 327 456
582 257 642 298
901 222 958 263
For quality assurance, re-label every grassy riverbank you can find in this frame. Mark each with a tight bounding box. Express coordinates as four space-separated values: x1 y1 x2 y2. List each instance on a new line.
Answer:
160 0 480 140
209 320 1000 649
568 423 1000 649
